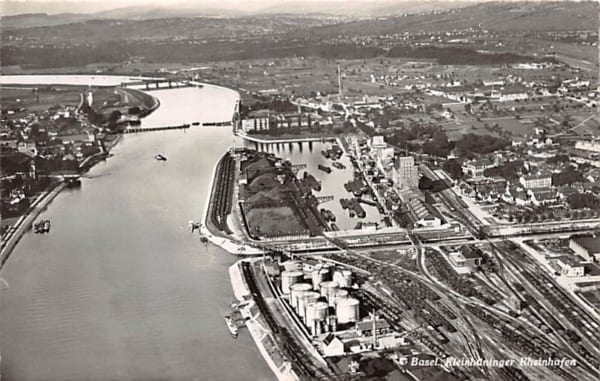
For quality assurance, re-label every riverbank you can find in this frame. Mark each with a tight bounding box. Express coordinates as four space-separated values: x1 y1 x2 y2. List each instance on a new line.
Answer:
200 152 262 256
229 260 298 381
0 181 67 269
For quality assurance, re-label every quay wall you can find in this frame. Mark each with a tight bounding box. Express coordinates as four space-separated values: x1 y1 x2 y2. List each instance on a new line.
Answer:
229 261 298 381
0 181 67 269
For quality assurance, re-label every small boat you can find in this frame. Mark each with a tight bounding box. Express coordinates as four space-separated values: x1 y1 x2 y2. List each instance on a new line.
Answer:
34 220 51 234
155 154 167 161
332 161 346 170
224 315 239 338
318 164 331 174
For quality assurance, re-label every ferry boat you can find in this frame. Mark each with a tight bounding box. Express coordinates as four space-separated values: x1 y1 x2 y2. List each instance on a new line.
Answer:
224 315 239 338
155 154 167 161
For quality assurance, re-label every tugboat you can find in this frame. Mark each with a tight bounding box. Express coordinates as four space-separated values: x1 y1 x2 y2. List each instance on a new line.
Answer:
155 154 167 161
224 315 239 338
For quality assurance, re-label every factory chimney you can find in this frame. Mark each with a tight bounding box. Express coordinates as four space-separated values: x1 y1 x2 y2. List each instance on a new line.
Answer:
337 64 343 101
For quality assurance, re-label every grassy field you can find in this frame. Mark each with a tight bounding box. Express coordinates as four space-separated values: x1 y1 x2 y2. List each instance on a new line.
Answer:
245 206 308 237
1 85 82 114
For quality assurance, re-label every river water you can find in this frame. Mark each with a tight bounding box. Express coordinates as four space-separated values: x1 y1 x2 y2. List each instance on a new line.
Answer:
0 78 272 380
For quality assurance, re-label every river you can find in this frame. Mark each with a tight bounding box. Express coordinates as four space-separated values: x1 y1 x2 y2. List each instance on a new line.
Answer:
0 77 272 380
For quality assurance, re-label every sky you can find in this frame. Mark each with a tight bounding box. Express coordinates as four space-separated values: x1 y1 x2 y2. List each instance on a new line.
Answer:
0 0 578 16
0 0 482 15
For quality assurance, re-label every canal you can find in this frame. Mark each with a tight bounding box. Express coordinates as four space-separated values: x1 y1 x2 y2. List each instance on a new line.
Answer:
0 79 272 380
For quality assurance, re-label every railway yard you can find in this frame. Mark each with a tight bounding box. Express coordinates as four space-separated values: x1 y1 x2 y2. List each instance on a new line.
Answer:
204 138 600 381
207 142 600 380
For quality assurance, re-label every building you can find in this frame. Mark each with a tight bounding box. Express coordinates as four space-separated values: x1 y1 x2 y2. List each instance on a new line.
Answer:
462 159 495 177
240 117 270 132
575 140 600 153
393 156 418 189
552 255 585 277
369 135 387 150
321 334 345 357
570 236 600 262
528 188 559 206
416 215 442 228
356 319 391 337
448 246 484 269
519 173 552 189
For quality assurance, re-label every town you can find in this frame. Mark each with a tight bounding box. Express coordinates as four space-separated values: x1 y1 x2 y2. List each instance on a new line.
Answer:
1 1 599 380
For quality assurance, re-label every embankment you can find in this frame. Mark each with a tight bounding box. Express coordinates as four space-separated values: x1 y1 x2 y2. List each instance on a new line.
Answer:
0 181 67 269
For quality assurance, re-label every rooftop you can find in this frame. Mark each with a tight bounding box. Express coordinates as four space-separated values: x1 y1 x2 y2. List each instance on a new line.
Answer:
554 255 584 268
571 236 600 253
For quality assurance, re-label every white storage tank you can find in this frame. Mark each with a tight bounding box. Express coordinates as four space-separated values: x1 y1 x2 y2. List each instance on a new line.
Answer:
282 260 300 272
281 270 304 294
320 281 339 303
305 302 317 333
314 301 329 321
331 289 349 307
311 269 328 291
333 270 353 288
298 291 320 320
290 283 312 311
336 297 360 324
302 263 314 279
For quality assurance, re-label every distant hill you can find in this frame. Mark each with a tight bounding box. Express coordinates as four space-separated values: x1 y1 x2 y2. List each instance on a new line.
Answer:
1 0 471 29
299 1 600 36
0 13 90 29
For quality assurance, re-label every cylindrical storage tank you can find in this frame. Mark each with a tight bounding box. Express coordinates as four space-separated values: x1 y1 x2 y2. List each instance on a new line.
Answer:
333 270 353 288
281 270 304 294
302 263 314 278
336 297 360 324
342 270 352 288
314 301 329 322
305 302 317 334
298 291 320 323
311 269 328 291
290 283 312 311
320 281 338 300
328 315 338 332
331 289 349 307
282 260 300 272
298 291 320 321
322 263 334 280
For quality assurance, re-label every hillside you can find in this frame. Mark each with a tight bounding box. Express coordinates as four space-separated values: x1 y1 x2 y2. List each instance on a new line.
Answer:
300 1 599 36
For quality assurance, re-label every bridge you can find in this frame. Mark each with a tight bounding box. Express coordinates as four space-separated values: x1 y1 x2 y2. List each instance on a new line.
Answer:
120 79 196 90
120 124 191 134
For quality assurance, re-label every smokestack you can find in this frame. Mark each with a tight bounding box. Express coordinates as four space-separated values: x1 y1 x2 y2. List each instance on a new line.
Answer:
337 64 343 101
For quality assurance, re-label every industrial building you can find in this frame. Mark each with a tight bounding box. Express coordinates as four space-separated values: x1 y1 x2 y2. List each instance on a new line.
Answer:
551 255 585 277
569 236 600 262
274 259 404 358
392 156 419 190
